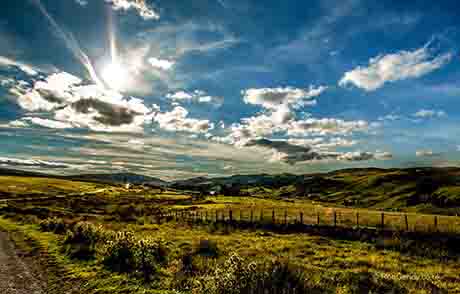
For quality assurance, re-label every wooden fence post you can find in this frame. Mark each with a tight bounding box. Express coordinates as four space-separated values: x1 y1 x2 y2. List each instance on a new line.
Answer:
317 212 320 225
404 214 409 231
381 212 385 230
356 212 359 228
272 209 275 224
300 212 303 225
229 209 233 222
333 211 337 227
434 216 438 231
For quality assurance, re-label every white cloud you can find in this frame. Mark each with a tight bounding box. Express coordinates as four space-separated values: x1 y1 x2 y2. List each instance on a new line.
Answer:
9 72 83 112
215 111 368 149
242 86 326 110
378 114 401 122
339 44 452 91
74 0 88 6
148 57 175 70
22 117 73 129
5 70 157 133
0 157 69 168
105 0 159 20
416 150 440 157
14 89 59 112
166 91 193 100
154 106 214 134
413 109 446 119
166 90 223 106
287 118 368 137
0 56 38 76
293 137 358 150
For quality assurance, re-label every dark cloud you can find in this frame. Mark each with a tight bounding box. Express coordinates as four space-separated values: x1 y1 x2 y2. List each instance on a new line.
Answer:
71 98 138 126
245 138 334 164
245 138 392 164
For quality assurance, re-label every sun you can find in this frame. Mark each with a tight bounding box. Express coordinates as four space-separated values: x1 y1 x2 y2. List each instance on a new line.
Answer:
101 62 128 91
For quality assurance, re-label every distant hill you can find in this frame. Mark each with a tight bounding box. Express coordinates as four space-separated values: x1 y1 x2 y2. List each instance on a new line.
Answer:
0 168 51 178
66 173 168 187
0 168 167 187
171 173 303 191
2 166 460 214
172 167 460 215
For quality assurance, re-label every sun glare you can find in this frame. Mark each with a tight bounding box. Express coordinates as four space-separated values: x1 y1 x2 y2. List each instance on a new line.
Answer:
101 62 127 91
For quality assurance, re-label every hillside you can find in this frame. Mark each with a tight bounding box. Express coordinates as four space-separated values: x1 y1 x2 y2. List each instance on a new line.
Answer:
172 167 460 215
253 168 460 215
2 167 460 215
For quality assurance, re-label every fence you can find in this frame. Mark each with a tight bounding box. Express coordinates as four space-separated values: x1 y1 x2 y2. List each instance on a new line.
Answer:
161 207 460 235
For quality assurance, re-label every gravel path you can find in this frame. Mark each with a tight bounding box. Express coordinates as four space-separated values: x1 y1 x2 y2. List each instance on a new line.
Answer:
0 231 46 294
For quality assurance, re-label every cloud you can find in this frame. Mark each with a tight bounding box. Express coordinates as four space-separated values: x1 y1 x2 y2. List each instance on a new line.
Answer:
287 118 368 137
6 70 156 133
378 114 401 122
244 138 392 164
0 156 69 168
166 90 224 106
339 44 452 91
413 109 446 119
17 117 73 129
154 106 214 134
245 138 329 164
105 0 160 20
288 137 358 150
74 0 88 6
242 86 326 110
0 56 38 76
148 57 175 70
215 109 369 148
416 150 441 157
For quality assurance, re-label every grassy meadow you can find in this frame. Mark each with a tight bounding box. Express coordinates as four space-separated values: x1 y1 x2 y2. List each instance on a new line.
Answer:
1 175 460 293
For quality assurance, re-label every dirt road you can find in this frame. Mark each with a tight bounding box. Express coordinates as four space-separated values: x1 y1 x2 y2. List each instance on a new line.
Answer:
0 231 46 294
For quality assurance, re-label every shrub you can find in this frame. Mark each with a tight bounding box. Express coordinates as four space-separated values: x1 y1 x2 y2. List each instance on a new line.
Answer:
135 238 169 281
202 253 260 293
199 254 319 294
64 222 108 260
39 217 67 234
102 231 137 273
344 271 408 294
196 239 219 258
102 232 168 281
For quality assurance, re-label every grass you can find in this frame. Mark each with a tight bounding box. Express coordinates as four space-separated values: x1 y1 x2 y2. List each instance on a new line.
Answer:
2 216 460 293
0 176 107 197
1 175 460 293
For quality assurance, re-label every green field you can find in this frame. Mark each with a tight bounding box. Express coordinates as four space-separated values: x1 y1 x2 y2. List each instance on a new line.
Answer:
1 175 460 293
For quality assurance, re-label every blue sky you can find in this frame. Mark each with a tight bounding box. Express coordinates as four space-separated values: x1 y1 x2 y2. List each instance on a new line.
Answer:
0 0 459 179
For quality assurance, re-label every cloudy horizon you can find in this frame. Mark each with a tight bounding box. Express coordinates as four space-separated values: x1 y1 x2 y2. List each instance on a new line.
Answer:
1 0 459 180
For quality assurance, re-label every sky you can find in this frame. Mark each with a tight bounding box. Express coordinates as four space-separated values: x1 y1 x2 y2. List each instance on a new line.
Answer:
0 0 459 180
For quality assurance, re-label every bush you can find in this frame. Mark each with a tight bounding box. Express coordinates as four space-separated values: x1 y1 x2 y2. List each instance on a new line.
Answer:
196 239 219 257
64 222 108 260
198 254 320 294
102 232 168 281
201 253 260 293
343 271 408 294
39 217 67 234
102 231 138 273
